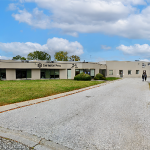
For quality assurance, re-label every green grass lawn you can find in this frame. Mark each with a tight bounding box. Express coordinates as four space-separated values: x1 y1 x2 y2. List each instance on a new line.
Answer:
0 79 105 106
105 77 121 81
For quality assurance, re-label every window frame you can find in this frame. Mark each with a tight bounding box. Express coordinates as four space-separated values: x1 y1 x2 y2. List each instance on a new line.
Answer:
40 69 59 79
16 69 31 79
0 69 6 79
128 70 132 75
75 69 95 78
136 70 139 74
109 70 113 75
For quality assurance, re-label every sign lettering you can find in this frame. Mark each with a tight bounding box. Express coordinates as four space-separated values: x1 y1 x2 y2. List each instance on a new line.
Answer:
38 63 61 68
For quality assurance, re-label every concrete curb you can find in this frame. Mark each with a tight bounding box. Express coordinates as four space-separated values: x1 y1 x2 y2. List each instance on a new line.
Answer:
0 79 123 113
0 127 72 150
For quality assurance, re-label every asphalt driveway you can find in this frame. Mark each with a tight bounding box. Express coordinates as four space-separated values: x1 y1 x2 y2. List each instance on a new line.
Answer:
0 78 150 150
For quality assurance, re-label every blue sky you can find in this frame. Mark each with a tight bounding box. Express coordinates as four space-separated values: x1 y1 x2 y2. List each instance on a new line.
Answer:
1 0 150 62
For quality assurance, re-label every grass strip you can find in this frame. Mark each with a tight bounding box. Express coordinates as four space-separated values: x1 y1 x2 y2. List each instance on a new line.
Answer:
0 79 105 106
105 77 121 81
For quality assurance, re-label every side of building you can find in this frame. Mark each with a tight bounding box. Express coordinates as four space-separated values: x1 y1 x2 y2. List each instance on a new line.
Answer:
0 60 149 80
106 61 150 78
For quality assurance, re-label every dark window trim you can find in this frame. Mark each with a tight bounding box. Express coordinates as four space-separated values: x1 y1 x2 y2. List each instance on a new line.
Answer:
136 70 139 74
0 69 6 79
40 69 59 79
128 70 132 75
16 69 31 79
75 69 95 77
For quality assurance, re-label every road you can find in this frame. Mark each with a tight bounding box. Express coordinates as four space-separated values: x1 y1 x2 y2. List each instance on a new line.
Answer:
0 78 150 150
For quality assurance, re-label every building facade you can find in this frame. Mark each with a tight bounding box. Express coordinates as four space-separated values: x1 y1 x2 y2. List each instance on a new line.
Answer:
0 60 106 80
106 61 150 78
0 60 149 80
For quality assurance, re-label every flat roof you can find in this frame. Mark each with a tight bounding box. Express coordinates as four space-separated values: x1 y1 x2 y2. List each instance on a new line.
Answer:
0 60 149 63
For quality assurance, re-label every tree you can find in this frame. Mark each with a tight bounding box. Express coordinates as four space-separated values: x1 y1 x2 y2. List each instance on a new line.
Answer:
54 51 68 61
69 55 80 61
27 51 51 60
20 57 26 60
12 55 26 60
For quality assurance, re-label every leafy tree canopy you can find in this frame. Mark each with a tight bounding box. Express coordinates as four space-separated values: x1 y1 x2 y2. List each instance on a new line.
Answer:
27 51 51 60
54 51 68 61
12 55 26 60
20 57 26 60
69 55 80 61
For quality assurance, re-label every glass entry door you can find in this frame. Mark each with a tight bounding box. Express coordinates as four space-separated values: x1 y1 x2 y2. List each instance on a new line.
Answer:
119 70 123 77
99 69 106 77
67 69 71 79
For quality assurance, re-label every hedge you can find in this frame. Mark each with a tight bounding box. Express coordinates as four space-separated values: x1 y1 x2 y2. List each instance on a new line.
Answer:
94 73 106 80
74 72 91 81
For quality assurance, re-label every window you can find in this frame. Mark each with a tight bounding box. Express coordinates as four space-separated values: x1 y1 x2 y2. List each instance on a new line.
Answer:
40 69 59 79
84 69 90 75
41 70 45 78
75 69 95 78
99 69 106 77
50 70 55 79
55 70 59 79
128 70 131 75
16 69 31 79
142 63 145 67
80 69 83 73
90 69 95 76
27 70 31 78
136 70 139 74
45 70 50 78
109 70 113 75
75 69 80 76
0 69 6 79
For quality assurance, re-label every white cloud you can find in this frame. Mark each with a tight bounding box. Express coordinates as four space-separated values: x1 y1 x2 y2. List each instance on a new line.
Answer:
0 38 84 58
12 8 51 29
46 38 83 56
0 56 12 60
7 3 19 10
116 44 150 58
140 59 150 62
10 0 150 39
11 1 134 35
101 45 111 50
116 0 146 5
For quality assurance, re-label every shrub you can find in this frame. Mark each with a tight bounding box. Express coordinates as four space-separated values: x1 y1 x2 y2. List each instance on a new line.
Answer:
94 73 106 80
94 76 99 80
74 72 91 81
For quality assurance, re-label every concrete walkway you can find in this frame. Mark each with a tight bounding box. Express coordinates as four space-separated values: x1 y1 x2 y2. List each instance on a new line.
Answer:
0 78 150 150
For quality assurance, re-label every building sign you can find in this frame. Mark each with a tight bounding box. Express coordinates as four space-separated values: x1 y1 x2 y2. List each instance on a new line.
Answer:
38 63 61 68
38 63 42 68
71 63 78 68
